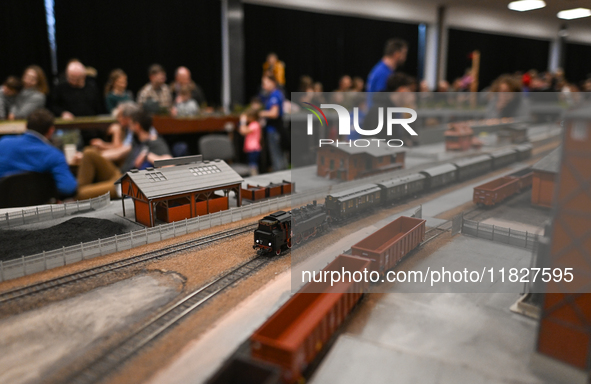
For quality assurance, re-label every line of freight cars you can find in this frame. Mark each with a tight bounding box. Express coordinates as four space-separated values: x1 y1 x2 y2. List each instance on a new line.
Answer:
208 216 426 384
253 144 532 255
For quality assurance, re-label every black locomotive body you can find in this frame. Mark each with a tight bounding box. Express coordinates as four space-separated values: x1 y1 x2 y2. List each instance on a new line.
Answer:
253 211 292 255
291 201 329 245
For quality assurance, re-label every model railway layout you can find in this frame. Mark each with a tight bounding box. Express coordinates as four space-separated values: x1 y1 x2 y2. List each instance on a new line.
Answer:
0 224 258 304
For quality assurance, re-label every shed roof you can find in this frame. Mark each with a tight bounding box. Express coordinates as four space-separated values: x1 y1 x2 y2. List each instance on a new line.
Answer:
490 148 517 158
420 163 457 177
453 155 491 167
117 159 243 199
328 184 381 201
377 173 426 189
322 142 406 158
532 147 562 174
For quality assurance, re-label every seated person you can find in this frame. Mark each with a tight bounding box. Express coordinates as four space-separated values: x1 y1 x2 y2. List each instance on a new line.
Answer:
0 108 77 197
0 76 23 120
8 65 49 120
137 64 172 114
50 61 102 120
171 85 199 117
89 102 141 163
104 69 133 113
170 66 206 107
120 110 172 173
76 110 172 200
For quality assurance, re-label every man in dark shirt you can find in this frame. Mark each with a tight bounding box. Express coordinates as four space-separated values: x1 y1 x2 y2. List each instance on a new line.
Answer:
51 61 102 119
120 110 172 173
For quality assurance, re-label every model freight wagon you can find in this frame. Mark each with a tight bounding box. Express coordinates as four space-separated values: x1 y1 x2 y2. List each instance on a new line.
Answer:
508 167 533 191
351 216 426 274
250 254 370 383
473 176 521 206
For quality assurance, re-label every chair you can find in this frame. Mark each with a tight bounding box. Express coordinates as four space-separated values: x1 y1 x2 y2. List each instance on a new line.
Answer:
0 172 57 208
198 134 251 177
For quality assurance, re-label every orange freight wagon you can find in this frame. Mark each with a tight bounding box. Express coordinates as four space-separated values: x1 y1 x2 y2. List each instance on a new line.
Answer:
351 216 426 274
508 167 533 191
473 176 521 206
241 184 267 201
250 254 370 383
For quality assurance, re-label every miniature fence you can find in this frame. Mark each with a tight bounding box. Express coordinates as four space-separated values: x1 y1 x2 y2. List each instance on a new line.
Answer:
0 193 110 228
461 219 540 250
0 195 291 282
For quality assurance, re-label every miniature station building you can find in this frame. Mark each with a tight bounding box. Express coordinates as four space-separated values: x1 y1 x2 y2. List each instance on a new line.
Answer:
317 143 406 181
531 147 561 208
116 155 243 227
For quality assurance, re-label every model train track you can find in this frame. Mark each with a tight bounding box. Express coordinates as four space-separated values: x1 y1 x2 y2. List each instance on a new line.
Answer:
0 223 258 304
65 255 272 384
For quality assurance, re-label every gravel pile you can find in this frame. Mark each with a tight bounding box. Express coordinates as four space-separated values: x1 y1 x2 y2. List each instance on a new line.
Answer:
0 217 126 262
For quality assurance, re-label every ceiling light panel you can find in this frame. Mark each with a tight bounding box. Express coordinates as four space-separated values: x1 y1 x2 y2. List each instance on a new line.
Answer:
557 8 591 20
508 0 546 12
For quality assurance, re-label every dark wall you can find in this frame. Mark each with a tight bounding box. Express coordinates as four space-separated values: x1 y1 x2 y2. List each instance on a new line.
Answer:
54 0 222 106
0 0 52 83
243 4 419 99
564 42 591 85
447 28 550 90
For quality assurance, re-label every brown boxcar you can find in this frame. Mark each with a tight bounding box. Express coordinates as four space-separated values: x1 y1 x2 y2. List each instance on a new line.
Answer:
351 216 426 274
242 184 266 201
508 167 533 191
266 183 283 198
473 176 520 206
280 180 295 195
250 254 370 383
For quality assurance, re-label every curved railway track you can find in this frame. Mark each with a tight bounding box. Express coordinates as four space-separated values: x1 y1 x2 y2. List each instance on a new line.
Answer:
64 254 273 384
0 223 258 304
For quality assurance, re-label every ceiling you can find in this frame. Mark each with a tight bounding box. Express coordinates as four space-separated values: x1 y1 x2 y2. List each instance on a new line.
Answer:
413 0 591 21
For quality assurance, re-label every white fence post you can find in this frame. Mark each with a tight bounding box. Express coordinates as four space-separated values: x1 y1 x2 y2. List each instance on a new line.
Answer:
525 231 529 248
62 246 66 265
22 211 25 225
22 255 26 275
50 205 53 219
98 238 102 256
0 260 3 281
5 213 9 228
185 218 188 234
492 225 495 241
173 221 176 236
43 250 46 270
115 234 118 251
508 227 511 244
145 227 149 244
476 222 480 238
36 207 40 222
81 242 84 259
159 226 162 241
130 231 133 247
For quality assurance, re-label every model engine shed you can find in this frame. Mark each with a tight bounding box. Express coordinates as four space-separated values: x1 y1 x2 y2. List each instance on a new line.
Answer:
117 155 243 227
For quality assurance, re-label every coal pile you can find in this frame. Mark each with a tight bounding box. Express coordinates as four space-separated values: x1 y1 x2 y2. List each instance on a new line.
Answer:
0 217 126 262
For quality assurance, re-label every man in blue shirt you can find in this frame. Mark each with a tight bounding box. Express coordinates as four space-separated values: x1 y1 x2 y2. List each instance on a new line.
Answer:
366 39 408 105
259 74 287 171
0 108 77 197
